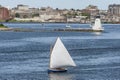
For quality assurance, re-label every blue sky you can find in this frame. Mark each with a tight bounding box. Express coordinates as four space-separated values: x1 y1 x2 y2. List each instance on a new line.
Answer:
0 0 120 10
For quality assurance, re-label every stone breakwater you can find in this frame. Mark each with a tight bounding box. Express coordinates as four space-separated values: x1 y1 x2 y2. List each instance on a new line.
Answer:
54 28 103 32
0 28 103 32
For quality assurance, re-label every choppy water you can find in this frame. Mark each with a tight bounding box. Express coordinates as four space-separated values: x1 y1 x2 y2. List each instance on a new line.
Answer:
0 23 120 80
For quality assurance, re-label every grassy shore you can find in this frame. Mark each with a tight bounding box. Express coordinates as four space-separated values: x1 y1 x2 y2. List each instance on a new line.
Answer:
0 24 7 28
0 24 12 31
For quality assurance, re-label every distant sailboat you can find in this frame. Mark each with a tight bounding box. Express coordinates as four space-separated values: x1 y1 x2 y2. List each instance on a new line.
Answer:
48 37 76 73
92 16 104 31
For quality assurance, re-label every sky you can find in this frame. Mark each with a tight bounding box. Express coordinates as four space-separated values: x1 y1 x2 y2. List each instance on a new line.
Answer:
0 0 120 10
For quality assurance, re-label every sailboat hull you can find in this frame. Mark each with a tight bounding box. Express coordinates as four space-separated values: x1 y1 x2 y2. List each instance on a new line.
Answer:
48 69 67 73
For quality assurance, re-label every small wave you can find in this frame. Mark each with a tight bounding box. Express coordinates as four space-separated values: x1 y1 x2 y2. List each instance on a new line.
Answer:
69 47 120 51
0 60 48 74
75 55 120 66
22 37 56 44
81 66 120 71
0 49 49 54
0 41 28 48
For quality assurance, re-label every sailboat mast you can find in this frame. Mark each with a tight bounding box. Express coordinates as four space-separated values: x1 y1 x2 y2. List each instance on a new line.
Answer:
49 45 52 68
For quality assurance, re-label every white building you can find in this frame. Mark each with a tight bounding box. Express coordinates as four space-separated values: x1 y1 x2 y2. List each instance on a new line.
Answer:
17 4 29 10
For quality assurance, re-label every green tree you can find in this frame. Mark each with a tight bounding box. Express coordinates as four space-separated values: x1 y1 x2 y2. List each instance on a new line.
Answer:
23 15 28 18
15 13 20 18
32 13 39 17
81 13 90 18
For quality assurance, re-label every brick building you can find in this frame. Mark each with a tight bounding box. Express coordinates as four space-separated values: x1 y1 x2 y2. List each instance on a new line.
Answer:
0 7 10 20
81 5 99 15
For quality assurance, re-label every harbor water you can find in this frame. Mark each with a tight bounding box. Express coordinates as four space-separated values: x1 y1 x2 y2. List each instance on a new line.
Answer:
0 23 120 80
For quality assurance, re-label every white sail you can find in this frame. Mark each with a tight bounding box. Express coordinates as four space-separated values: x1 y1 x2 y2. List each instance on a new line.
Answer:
50 37 76 69
92 18 104 30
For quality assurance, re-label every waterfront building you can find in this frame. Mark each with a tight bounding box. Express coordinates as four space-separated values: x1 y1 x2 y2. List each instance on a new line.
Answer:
40 6 53 12
0 7 10 20
11 5 40 19
108 4 120 16
99 10 108 23
17 4 29 10
82 5 99 15
81 5 99 23
8 4 120 23
39 10 65 22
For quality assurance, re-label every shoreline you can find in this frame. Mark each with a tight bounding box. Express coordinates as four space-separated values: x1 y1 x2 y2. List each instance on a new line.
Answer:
1 22 120 24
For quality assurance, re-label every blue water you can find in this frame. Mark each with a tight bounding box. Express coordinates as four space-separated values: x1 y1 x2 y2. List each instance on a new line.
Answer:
0 23 120 80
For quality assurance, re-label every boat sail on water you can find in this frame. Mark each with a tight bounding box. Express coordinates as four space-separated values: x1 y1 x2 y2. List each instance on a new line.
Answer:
48 37 76 73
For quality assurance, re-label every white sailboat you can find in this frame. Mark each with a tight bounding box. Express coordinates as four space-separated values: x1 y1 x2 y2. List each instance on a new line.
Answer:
92 16 104 31
48 37 76 73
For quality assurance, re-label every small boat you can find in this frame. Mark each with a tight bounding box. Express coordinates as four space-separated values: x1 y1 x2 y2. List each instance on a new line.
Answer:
48 37 76 73
66 24 71 28
92 16 104 31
